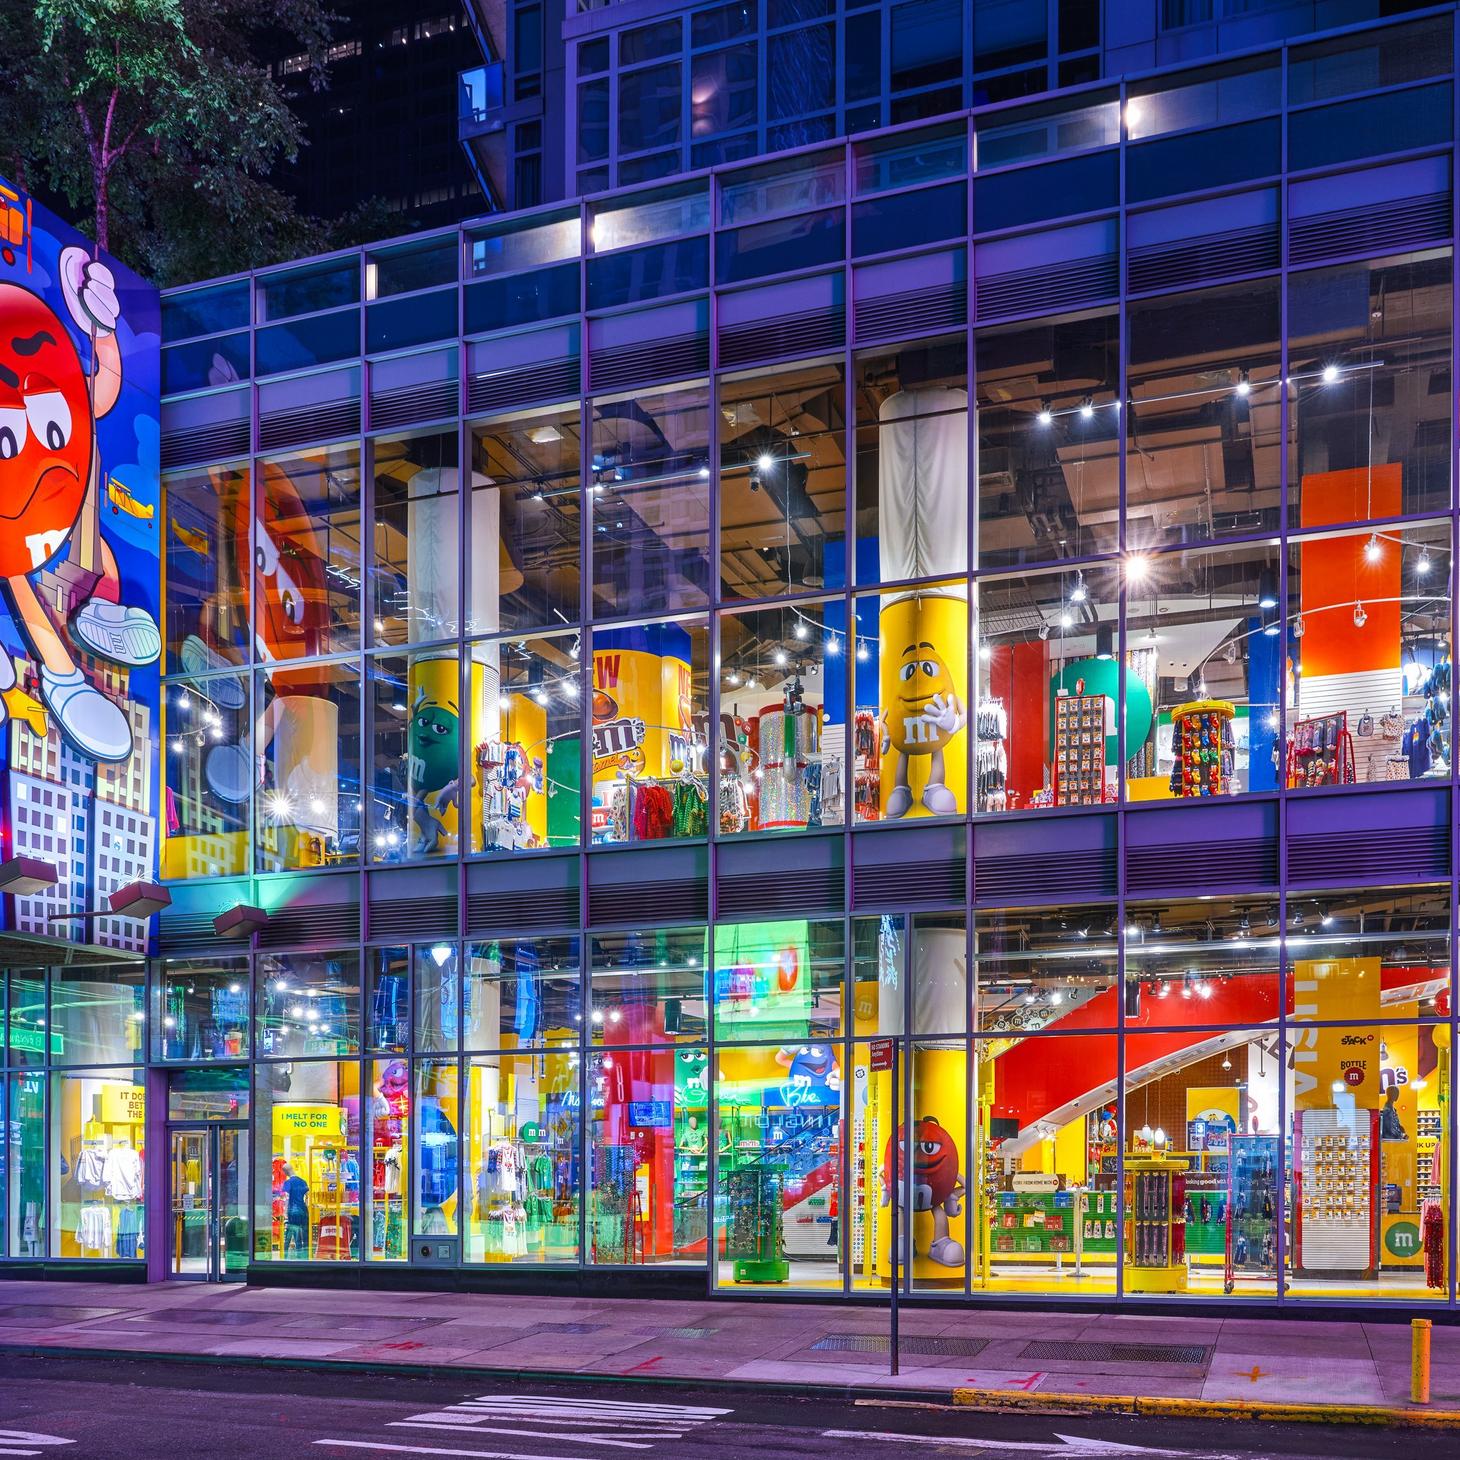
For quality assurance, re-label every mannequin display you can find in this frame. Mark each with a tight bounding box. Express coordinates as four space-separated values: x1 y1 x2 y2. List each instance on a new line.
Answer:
280 1161 309 1257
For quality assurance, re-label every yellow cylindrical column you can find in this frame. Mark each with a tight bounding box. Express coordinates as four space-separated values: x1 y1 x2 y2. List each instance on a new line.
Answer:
1412 1318 1432 1404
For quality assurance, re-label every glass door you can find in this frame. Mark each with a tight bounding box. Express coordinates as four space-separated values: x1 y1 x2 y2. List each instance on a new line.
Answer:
170 1127 211 1278
169 1124 249 1281
216 1124 249 1280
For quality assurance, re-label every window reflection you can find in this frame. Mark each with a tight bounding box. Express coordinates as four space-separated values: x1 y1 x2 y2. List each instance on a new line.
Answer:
469 406 582 637
371 430 460 648
591 385 711 618
718 360 846 601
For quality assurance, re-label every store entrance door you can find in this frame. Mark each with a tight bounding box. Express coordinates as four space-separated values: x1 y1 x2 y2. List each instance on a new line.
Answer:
168 1123 249 1281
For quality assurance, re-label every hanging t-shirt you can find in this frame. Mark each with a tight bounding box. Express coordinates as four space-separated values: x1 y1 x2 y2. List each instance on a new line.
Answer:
102 1145 144 1203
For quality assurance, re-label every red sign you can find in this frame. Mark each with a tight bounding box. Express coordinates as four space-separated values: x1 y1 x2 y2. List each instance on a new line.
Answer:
869 1039 895 1072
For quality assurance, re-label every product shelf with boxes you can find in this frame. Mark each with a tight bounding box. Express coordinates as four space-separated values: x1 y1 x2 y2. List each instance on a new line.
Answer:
1224 1134 1280 1291
1053 692 1112 807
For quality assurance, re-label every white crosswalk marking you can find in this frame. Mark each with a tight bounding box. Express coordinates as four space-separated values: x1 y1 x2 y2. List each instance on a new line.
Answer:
0 1432 76 1458
317 1392 731 1458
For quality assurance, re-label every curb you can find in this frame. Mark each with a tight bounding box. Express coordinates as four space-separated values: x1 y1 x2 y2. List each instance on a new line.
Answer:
0 1341 952 1406
6 1341 1457 1428
950 1386 1460 1429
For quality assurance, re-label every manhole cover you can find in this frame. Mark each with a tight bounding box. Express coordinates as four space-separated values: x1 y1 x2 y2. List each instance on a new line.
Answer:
1019 1341 1210 1365
812 1334 989 1357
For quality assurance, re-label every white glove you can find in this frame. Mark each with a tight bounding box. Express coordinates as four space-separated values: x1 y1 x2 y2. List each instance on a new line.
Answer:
59 246 119 335
921 692 966 735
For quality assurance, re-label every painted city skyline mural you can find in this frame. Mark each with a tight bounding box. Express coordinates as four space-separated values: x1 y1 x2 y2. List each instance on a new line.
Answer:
0 175 161 953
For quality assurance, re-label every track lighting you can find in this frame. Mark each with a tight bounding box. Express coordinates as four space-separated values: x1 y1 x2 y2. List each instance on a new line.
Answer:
1365 533 1382 563
1353 602 1367 629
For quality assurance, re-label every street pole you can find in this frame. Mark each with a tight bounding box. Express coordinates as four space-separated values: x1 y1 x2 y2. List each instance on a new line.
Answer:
890 1038 900 1377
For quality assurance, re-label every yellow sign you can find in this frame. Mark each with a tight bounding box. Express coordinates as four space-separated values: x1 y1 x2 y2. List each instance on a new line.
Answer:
100 1081 145 1125
273 1104 344 1139
1292 958 1383 1110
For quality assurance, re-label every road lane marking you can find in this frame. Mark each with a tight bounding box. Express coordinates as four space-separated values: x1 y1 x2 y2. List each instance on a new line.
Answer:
820 1430 1252 1458
319 1393 730 1459
0 1433 76 1458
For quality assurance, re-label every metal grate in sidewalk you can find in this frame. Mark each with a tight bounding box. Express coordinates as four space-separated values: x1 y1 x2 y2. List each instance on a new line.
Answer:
812 1334 989 1357
1019 1340 1211 1365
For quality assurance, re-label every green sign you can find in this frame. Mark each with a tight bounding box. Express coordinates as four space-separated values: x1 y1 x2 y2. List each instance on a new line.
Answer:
1385 1220 1420 1257
8 1024 63 1055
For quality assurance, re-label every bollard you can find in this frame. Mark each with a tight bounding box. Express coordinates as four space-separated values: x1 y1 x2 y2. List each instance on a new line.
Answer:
1412 1318 1432 1404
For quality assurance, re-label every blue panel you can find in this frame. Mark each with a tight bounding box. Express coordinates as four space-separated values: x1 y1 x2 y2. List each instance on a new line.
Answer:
1288 82 1454 172
1126 118 1281 204
974 151 1118 231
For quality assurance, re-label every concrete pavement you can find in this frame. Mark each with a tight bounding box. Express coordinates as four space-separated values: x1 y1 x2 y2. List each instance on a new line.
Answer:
0 1279 1455 1425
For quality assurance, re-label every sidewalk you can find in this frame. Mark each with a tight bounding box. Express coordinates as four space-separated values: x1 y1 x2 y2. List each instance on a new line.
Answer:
1 1278 1458 1426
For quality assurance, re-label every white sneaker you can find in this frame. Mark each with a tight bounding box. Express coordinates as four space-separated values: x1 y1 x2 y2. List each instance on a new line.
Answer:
886 784 913 818
922 782 958 815
205 740 257 805
41 666 131 762
179 634 246 710
928 1235 965 1267
73 601 161 667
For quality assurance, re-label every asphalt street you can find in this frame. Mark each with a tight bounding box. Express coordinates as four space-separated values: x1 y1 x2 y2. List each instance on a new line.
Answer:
0 1353 1422 1459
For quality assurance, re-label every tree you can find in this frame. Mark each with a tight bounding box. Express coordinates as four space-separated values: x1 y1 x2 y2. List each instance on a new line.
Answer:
0 0 337 284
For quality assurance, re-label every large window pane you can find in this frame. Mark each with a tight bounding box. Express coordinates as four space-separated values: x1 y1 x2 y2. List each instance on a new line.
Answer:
155 957 250 1061
853 582 969 822
975 563 1121 810
1123 1027 1275 1297
976 905 1116 1034
367 1057 411 1261
719 599 846 832
976 312 1120 568
255 1059 361 1261
1286 521 1451 786
256 444 363 657
1289 252 1452 528
590 926 708 1043
51 1069 145 1260
412 1059 460 1236
1123 542 1283 799
255 659 363 870
1125 281 1282 549
979 1032 1117 1296
591 385 711 618
467 630 582 854
50 965 145 1066
1285 886 1449 1023
855 337 968 588
718 360 846 602
464 936 581 1051
255 952 361 1058
466 1051 581 1262
589 617 709 843
469 406 582 637
163 673 251 879
369 650 462 862
1284 1024 1449 1302
164 463 250 677
1123 898 1281 1029
7 1070 44 1255
712 918 844 1042
714 1042 843 1290
588 1047 703 1264
371 430 460 648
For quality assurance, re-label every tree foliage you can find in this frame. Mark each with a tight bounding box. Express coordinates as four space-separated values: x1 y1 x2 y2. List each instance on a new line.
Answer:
0 0 353 284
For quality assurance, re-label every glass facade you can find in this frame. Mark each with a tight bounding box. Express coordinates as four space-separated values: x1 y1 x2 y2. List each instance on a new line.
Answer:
0 8 1448 1310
